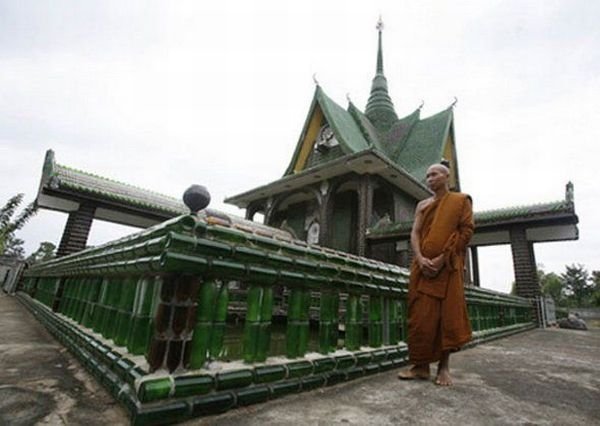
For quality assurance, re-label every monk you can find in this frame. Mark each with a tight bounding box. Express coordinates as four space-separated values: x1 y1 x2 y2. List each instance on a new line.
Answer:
398 163 474 386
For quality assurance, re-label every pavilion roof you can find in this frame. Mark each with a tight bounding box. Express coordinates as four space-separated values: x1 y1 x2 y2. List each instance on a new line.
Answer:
367 190 578 240
37 150 187 224
36 150 295 235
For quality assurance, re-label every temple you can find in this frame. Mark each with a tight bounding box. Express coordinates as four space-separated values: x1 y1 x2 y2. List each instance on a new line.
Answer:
224 19 578 298
18 20 580 424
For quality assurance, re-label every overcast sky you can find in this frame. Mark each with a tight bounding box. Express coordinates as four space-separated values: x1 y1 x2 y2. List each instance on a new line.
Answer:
1 0 599 293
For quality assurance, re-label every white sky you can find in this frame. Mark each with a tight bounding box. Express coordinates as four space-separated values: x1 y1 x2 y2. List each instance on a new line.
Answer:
1 0 599 293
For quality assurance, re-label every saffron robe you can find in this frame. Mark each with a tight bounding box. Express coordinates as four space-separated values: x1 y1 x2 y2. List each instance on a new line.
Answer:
407 192 474 364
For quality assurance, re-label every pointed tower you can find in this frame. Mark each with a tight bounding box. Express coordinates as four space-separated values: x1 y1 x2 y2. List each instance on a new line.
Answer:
365 17 398 131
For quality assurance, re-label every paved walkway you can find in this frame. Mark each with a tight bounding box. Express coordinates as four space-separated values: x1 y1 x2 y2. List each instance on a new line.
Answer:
0 293 128 425
1 292 599 425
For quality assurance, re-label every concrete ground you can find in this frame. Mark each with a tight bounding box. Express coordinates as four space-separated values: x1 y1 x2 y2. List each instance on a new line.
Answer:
0 293 128 425
1 292 599 426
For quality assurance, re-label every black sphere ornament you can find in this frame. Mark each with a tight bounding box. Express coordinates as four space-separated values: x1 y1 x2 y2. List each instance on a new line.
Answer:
183 185 211 213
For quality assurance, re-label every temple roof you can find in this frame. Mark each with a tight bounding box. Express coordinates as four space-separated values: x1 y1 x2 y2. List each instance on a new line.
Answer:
226 22 456 208
302 87 453 183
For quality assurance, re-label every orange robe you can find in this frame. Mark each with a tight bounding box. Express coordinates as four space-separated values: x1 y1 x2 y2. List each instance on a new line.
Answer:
407 192 474 364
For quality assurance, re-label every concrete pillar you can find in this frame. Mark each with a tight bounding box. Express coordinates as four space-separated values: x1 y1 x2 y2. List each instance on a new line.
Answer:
509 227 540 298
56 203 96 257
318 191 331 247
471 246 481 287
357 175 373 257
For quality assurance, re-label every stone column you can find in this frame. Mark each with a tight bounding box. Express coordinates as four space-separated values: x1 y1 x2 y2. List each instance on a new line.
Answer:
318 183 331 247
56 203 96 257
357 175 373 257
510 226 540 298
471 246 481 287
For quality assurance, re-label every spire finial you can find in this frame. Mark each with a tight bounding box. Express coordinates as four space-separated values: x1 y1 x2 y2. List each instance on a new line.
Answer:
376 15 384 32
566 181 574 204
312 73 319 86
376 16 384 74
365 16 397 130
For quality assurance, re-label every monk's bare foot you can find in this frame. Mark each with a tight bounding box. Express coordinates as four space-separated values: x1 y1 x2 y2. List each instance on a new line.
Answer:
398 365 430 380
435 368 452 386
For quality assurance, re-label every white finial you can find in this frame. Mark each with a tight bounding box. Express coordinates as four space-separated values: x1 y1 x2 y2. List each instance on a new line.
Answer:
312 73 319 86
451 96 458 107
346 93 352 103
377 15 384 32
418 100 425 110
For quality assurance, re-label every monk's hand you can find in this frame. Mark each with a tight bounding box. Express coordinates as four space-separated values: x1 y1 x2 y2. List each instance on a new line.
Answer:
417 256 437 277
430 254 445 274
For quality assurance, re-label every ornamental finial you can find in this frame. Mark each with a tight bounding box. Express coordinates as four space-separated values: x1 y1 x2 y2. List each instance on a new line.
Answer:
566 181 574 204
376 15 384 32
183 185 211 214
312 73 319 86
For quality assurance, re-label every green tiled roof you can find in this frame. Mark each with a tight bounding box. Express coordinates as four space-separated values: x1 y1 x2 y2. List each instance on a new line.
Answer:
233 24 455 204
316 87 371 154
367 198 576 238
283 85 452 185
383 108 422 159
291 25 453 185
392 108 453 182
475 199 574 225
41 150 187 216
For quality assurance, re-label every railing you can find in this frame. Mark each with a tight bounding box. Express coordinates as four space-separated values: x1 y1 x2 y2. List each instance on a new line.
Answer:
19 211 535 425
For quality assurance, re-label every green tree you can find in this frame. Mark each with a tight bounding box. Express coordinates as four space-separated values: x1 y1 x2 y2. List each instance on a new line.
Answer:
540 272 565 305
561 264 592 307
0 194 37 258
3 235 25 259
26 241 56 264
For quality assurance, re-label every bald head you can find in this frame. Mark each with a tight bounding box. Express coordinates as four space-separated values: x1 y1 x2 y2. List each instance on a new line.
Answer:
425 164 450 192
426 164 450 176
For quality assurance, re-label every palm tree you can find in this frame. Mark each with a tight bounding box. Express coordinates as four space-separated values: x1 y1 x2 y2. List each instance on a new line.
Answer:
0 194 38 258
